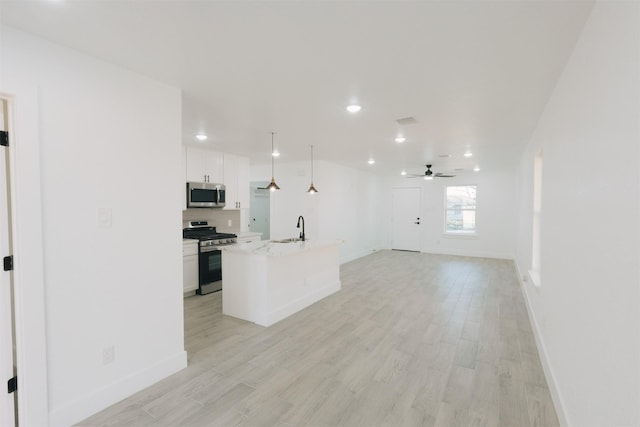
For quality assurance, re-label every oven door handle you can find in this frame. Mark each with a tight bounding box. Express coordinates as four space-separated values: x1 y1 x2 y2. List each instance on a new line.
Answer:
200 246 221 253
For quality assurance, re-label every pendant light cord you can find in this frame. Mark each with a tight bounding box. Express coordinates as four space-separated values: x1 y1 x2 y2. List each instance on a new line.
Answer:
271 132 275 178
310 145 314 182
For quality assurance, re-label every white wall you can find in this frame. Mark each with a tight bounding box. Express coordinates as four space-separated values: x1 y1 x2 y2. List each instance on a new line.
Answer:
252 159 515 262
315 161 387 262
183 208 242 233
1 26 187 426
514 3 639 426
251 160 386 263
387 168 517 259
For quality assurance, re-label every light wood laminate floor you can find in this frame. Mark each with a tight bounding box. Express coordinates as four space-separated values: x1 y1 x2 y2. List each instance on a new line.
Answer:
79 251 559 427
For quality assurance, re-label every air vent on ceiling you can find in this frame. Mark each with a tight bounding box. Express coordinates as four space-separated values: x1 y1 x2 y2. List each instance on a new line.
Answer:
439 154 451 158
396 117 418 125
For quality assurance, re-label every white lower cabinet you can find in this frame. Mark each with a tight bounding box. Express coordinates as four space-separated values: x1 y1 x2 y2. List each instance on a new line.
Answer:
183 240 198 293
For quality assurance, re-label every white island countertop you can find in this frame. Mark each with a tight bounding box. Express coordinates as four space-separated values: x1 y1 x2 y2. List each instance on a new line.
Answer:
235 231 263 238
222 239 343 326
223 239 343 257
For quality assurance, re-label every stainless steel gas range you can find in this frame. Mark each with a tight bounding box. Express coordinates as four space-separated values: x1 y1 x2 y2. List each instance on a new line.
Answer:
182 221 237 295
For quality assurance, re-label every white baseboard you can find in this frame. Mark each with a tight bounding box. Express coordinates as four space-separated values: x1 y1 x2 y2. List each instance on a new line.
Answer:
353 247 514 260
421 248 514 260
340 248 377 264
515 261 569 427
257 280 341 327
48 350 187 427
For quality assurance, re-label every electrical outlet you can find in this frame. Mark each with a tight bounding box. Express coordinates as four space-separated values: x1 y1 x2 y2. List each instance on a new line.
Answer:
102 345 115 365
227 219 232 227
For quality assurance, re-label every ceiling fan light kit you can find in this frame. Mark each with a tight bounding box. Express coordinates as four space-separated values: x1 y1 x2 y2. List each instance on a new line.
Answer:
407 164 455 180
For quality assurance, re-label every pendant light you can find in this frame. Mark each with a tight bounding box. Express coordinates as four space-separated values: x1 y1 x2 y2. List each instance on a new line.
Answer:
265 132 281 191
307 145 318 194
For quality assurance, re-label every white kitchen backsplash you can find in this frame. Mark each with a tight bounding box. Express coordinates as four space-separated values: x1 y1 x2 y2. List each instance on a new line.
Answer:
183 208 241 233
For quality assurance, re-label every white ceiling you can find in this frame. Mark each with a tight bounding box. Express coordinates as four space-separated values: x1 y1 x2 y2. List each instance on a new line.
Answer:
0 0 594 176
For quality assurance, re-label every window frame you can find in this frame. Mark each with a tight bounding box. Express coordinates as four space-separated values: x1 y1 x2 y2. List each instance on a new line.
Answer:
443 184 478 236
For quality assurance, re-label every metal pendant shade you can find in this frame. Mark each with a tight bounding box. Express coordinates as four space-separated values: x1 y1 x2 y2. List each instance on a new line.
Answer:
266 177 280 191
267 132 280 191
307 145 318 194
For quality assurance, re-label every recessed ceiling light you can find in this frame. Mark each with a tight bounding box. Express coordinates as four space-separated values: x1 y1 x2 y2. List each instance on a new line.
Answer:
346 104 362 113
474 165 480 172
272 150 280 157
400 170 407 176
195 134 208 141
424 176 433 180
464 151 473 158
367 158 375 165
394 136 406 143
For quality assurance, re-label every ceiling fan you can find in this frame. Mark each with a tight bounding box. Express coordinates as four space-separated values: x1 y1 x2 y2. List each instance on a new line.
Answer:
407 164 455 180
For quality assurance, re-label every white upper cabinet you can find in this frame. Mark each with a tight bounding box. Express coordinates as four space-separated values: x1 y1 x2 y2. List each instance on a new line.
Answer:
223 153 250 210
185 147 223 183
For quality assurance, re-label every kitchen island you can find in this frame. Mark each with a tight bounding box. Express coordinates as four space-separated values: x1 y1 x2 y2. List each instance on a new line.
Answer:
221 239 342 326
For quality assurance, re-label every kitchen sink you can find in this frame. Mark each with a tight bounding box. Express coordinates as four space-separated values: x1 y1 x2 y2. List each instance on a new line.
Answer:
271 237 303 243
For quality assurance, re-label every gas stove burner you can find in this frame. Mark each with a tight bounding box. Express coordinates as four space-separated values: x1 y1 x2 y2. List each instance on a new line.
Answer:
182 220 237 246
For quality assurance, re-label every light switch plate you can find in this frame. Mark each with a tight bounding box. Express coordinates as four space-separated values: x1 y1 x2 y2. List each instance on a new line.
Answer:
96 208 112 228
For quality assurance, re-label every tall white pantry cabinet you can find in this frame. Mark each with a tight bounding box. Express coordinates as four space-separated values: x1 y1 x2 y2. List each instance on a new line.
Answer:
223 153 250 210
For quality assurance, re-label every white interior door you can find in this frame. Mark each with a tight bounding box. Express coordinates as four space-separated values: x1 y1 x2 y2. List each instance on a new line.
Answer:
249 182 270 240
392 187 422 251
0 97 17 426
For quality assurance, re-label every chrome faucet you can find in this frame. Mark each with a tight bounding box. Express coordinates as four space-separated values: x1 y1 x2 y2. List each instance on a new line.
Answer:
296 215 305 241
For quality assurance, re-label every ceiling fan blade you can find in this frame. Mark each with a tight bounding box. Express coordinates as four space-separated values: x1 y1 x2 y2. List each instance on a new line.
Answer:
405 165 453 178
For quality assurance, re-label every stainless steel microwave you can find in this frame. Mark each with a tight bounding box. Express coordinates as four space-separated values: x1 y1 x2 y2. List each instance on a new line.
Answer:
186 182 226 208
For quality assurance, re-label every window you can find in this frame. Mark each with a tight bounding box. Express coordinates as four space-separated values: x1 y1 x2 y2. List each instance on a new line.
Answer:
445 185 477 234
